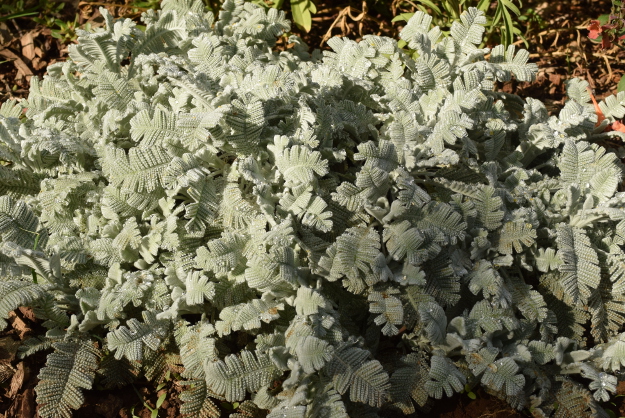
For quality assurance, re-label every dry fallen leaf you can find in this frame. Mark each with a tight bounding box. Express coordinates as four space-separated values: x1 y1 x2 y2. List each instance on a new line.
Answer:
0 49 33 81
588 87 606 126
18 307 35 323
7 312 31 340
0 336 18 388
0 336 20 362
612 120 625 132
8 362 25 398
0 22 13 46
20 32 35 61
548 72 562 86
8 386 36 418
0 362 14 385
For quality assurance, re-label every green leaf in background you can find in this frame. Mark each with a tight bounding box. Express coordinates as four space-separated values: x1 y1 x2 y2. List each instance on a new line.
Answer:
416 0 442 16
291 0 315 32
155 392 167 409
391 12 416 23
0 10 38 22
463 383 477 399
500 0 521 46
618 75 625 92
476 0 491 12
598 13 611 25
402 0 523 46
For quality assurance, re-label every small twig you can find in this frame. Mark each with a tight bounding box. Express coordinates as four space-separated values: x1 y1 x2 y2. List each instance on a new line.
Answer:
314 7 344 15
320 2 381 46
347 3 366 21
592 52 618 59
577 29 588 64
603 54 614 81
551 29 560 47
0 48 33 80
402 0 420 10
320 8 349 46
528 50 587 58
513 26 590 46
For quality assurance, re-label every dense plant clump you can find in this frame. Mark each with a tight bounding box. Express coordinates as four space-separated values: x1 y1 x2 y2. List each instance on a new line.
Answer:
3 0 625 416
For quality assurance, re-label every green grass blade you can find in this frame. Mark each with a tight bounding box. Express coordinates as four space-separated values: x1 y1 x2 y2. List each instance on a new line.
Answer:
0 10 38 22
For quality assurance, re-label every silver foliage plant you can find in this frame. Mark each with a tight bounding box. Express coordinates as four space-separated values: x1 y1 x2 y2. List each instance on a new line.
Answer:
3 0 625 416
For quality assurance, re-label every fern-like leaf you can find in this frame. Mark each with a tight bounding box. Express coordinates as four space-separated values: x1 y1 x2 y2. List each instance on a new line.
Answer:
204 350 282 402
474 185 504 231
489 44 537 82
36 341 100 418
129 10 186 74
179 321 218 379
294 335 333 373
185 271 216 306
369 288 404 336
320 226 381 285
424 355 466 399
556 224 601 304
180 379 221 418
107 311 169 360
185 176 221 233
0 195 46 249
0 280 46 328
418 301 447 345
276 145 329 184
495 221 536 254
326 345 390 407
130 107 179 147
450 8 487 52
215 299 283 336
101 146 173 193
383 220 425 265
97 353 137 389
196 232 248 276
559 140 620 202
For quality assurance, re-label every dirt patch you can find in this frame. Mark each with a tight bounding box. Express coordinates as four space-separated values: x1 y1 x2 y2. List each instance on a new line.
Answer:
427 389 526 418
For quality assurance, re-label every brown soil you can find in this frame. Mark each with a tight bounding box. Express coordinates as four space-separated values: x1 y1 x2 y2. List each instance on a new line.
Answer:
1 0 625 417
